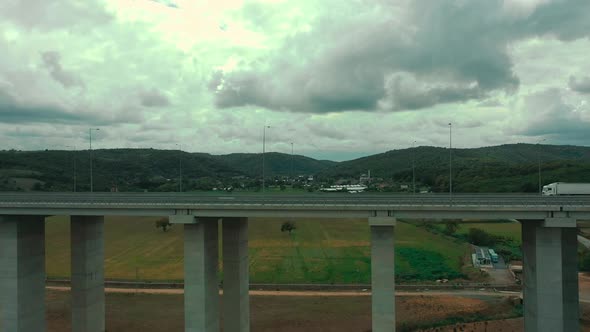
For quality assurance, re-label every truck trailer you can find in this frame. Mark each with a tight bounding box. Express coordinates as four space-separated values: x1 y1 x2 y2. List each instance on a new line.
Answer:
542 182 590 196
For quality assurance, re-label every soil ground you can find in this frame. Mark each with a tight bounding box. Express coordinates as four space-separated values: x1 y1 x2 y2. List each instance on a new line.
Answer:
46 289 519 332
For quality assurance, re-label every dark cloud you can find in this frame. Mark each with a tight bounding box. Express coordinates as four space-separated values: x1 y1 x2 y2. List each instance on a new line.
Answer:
569 76 590 94
41 51 84 88
139 89 171 107
211 0 589 114
517 89 590 140
0 0 112 30
149 0 178 9
0 91 92 124
518 0 590 41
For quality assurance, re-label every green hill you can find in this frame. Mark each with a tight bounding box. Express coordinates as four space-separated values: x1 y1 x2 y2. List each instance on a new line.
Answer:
318 144 590 192
0 149 336 192
2 143 590 192
215 152 336 177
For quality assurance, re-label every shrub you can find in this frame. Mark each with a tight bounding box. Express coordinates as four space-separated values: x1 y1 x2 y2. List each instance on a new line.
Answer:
467 228 496 246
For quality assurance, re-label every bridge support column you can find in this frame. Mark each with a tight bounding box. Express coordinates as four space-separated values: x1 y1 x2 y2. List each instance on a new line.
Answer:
71 216 105 332
369 217 396 332
0 216 46 332
222 217 250 332
183 218 219 332
522 218 578 332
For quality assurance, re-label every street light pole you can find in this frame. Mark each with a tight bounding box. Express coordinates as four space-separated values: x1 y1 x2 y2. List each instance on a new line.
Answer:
175 144 182 192
449 123 452 201
262 125 270 193
412 140 416 195
290 142 294 185
537 138 546 195
89 128 100 192
65 145 77 192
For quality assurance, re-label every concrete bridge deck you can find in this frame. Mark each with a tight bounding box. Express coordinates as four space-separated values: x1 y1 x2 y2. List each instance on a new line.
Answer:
1 192 589 332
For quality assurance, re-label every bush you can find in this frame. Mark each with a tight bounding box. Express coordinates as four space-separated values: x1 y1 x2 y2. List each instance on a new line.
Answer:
467 228 496 246
155 218 171 232
580 249 590 271
396 248 465 281
280 221 296 234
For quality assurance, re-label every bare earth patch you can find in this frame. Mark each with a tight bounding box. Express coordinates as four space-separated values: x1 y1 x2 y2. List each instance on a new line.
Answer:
46 289 521 332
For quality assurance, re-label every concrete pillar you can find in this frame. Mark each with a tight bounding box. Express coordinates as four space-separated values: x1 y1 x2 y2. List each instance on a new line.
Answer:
522 218 578 332
71 216 105 332
222 218 249 332
369 217 396 332
0 216 46 332
184 218 219 332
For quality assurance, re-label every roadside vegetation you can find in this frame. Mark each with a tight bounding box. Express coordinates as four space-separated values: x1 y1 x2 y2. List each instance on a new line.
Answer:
417 221 523 263
45 216 474 283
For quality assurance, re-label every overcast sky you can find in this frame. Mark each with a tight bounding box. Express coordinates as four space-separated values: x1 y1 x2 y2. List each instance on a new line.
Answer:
1 0 589 161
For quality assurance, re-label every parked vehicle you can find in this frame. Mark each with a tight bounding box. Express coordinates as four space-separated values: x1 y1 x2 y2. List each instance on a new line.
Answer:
542 182 590 196
488 249 499 263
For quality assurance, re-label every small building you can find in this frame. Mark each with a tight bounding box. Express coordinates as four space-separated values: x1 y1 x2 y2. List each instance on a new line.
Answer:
474 247 492 266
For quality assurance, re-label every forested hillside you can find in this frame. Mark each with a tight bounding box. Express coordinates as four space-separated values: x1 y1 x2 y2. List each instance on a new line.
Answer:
318 144 590 192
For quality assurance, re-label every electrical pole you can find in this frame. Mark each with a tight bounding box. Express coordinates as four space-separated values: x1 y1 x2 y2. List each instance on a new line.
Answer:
537 138 546 195
449 123 452 202
412 140 416 195
89 128 99 192
176 144 182 192
262 125 270 193
291 142 294 185
65 145 77 192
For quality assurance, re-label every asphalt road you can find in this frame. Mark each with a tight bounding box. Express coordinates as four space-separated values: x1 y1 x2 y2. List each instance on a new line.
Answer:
1 192 590 207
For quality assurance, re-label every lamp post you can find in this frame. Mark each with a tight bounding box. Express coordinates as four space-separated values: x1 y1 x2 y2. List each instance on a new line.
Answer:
89 128 100 192
448 123 452 201
262 125 270 193
537 138 546 195
175 143 182 192
412 140 416 195
65 145 77 192
290 142 294 185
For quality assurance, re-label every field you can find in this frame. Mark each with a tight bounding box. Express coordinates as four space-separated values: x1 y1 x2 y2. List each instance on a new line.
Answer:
46 289 524 332
454 222 522 242
45 216 472 283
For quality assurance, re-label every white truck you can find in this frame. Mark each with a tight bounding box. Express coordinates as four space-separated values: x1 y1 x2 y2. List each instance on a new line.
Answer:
542 182 590 196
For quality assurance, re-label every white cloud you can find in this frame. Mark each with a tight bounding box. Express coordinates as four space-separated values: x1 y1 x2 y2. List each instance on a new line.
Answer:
0 0 590 160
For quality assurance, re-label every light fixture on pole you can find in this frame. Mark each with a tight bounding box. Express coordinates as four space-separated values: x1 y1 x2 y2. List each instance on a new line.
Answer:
412 140 416 195
89 128 100 192
537 138 546 195
175 143 182 192
262 125 270 193
290 142 294 185
65 145 77 192
448 123 452 201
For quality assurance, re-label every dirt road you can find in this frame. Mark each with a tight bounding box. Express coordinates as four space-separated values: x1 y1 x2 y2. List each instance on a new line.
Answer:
46 285 518 298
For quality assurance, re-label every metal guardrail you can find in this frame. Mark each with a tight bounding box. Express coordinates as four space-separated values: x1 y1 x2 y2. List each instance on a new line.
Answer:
2 192 590 207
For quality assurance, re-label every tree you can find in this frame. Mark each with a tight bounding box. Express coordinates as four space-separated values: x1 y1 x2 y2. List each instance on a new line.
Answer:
467 228 496 246
155 218 172 232
280 221 296 234
444 221 460 235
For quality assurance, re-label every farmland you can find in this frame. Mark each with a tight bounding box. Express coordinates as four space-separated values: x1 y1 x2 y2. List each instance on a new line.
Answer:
45 216 472 283
45 289 525 332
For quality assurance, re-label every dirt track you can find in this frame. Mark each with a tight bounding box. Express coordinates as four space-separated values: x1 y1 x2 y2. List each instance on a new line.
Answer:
46 285 518 298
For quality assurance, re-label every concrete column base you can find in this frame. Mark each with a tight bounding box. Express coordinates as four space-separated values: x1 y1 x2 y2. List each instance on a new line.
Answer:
0 216 46 332
222 217 250 332
184 218 219 332
71 216 105 332
522 220 579 332
369 217 396 332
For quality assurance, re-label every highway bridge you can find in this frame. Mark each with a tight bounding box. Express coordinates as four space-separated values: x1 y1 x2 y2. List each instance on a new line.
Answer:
1 192 589 332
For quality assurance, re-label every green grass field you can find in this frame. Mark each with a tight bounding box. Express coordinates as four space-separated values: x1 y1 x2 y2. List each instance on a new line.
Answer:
45 216 472 283
454 222 522 243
